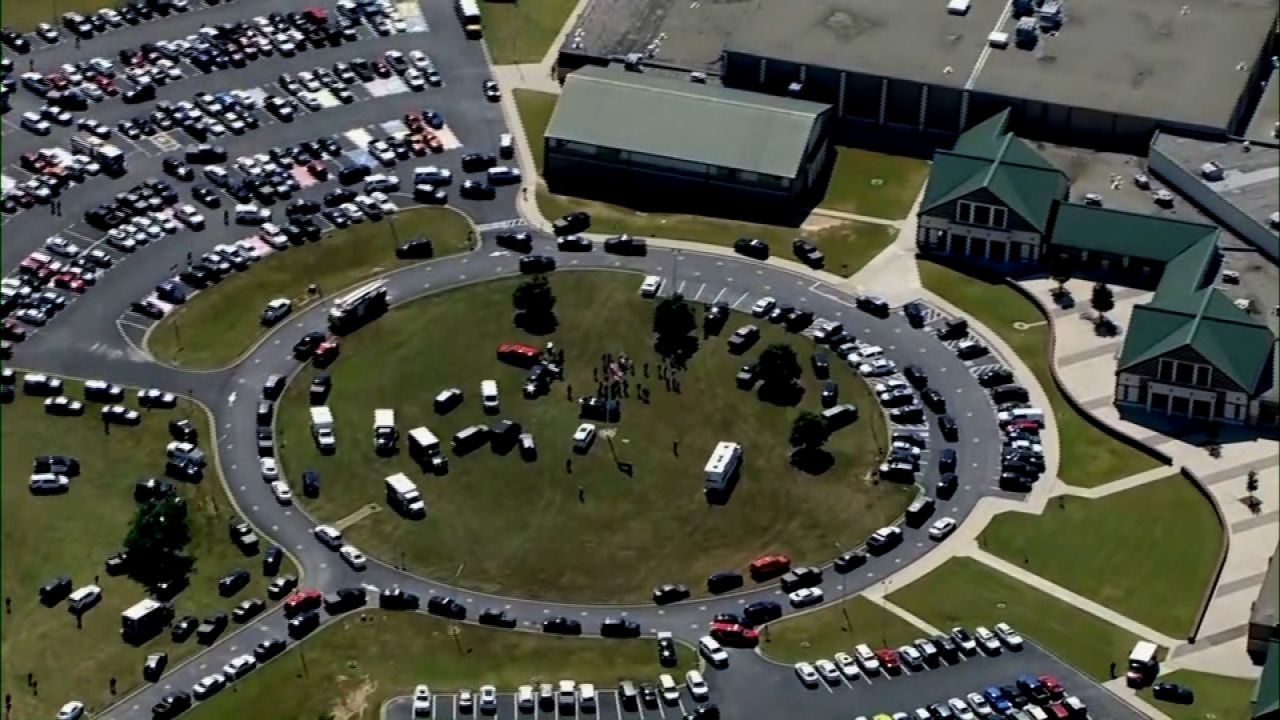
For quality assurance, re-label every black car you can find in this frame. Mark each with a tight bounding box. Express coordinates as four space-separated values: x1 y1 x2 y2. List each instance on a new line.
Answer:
232 598 266 622
542 616 582 635
460 153 498 172
792 238 824 267
604 234 647 255
857 294 890 317
703 302 729 333
552 211 590 236
325 587 367 613
938 449 957 474
652 583 690 605
600 617 641 638
495 231 532 253
820 381 839 408
324 188 356 207
936 472 958 499
657 633 678 666
1152 682 1195 704
254 637 287 662
34 455 80 475
733 237 769 259
459 180 495 200
293 331 326 358
707 571 743 594
287 610 320 637
834 550 868 573
557 234 592 252
743 600 783 625
978 366 1015 387
937 318 969 340
302 470 321 497
379 586 421 610
218 569 251 597
726 325 760 354
427 595 466 620
478 607 517 628
519 255 556 274
39 575 73 605
395 237 434 259
938 414 958 441
196 613 229 644
171 615 198 642
922 387 947 412
262 545 283 575
151 691 192 720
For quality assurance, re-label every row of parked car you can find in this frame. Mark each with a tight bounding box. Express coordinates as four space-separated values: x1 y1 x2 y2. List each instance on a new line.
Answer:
861 672 1090 720
408 674 721 719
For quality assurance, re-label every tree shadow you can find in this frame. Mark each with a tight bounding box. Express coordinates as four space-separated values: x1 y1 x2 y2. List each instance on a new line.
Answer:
1051 288 1075 309
757 382 804 407
654 334 700 364
514 311 559 335
1093 317 1120 337
127 554 195 597
789 448 834 475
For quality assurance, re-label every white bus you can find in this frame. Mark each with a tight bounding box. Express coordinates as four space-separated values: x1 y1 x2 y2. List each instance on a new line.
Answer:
704 441 742 492
455 0 482 37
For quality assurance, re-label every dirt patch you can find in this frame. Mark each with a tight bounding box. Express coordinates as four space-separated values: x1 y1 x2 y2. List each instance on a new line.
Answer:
330 675 378 720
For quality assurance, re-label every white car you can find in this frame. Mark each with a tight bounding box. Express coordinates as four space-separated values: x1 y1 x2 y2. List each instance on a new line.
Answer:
44 236 82 257
813 659 841 684
339 545 367 570
222 654 257 679
949 697 977 720
138 388 176 407
859 358 898 377
685 670 709 701
261 298 292 326
56 702 85 720
967 692 995 717
412 684 432 717
657 674 680 705
192 673 227 699
517 685 535 712
479 685 498 714
640 275 663 297
993 622 1024 650
260 457 279 480
699 636 729 666
102 405 141 423
794 662 820 687
176 204 206 228
928 517 957 541
832 651 860 679
314 524 343 549
788 587 824 607
897 644 924 670
408 49 432 69
750 296 776 317
854 643 881 675
974 626 1002 654
270 480 293 504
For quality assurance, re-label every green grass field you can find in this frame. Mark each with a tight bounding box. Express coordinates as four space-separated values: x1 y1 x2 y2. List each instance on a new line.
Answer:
919 260 1163 486
277 272 907 602
148 208 472 369
2 1 101 31
889 557 1157 682
819 147 929 220
760 596 925 663
515 90 899 278
481 0 580 65
980 474 1223 638
185 610 695 720
0 383 294 719
1138 670 1255 720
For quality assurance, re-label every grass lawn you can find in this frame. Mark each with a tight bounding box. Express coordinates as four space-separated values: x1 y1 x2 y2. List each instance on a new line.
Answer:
482 0 580 65
1138 670 1255 720
148 208 473 369
277 272 907 602
760 596 925 663
889 557 1157 682
185 611 695 720
515 90 899 278
1 382 294 720
980 473 1222 638
819 147 929 220
2 1 101 31
918 260 1162 486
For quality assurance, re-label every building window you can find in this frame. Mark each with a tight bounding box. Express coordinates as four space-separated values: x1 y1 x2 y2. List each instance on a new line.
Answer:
956 200 1008 229
991 207 1008 229
739 170 760 182
1157 358 1213 388
1195 365 1211 387
956 202 973 224
972 205 991 226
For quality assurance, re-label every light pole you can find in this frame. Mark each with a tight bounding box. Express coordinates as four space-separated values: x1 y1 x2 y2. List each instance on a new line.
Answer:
834 540 850 632
879 577 892 645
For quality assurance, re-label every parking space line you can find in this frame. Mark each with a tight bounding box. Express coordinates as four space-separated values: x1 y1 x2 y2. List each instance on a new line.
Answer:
731 291 749 308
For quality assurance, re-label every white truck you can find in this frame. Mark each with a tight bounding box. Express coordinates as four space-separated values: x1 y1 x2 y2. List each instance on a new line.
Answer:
373 408 398 453
310 406 336 452
384 472 426 517
704 441 742 493
407 426 440 458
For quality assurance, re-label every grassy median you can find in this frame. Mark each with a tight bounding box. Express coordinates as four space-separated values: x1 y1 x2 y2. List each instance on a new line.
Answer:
889 557 1158 682
148 208 472 369
1138 670 1256 720
1 382 293 719
515 90 900 278
482 0 581 65
819 147 929 220
760 596 925 663
185 610 695 720
919 260 1163 486
276 271 906 602
980 473 1223 638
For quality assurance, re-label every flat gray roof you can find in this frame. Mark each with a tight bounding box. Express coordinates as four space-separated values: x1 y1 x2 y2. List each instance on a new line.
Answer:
1153 133 1280 237
1255 544 1279 631
1246 67 1280 143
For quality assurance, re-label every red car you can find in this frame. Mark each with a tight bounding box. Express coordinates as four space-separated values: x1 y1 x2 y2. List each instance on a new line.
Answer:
314 337 340 365
749 554 791 578
1046 704 1069 720
403 113 424 131
709 622 759 647
1004 419 1041 433
422 132 443 152
306 160 329 180
18 252 51 275
372 61 392 78
284 589 323 616
51 273 87 293
94 75 118 94
1039 675 1065 699
876 648 901 674
496 343 540 367
48 73 69 90
1 318 28 341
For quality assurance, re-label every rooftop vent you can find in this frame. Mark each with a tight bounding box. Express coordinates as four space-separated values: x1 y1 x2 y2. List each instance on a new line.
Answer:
1199 161 1225 181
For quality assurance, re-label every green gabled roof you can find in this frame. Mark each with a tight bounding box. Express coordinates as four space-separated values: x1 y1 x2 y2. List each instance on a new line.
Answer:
546 66 830 179
921 111 1068 231
1256 641 1280 719
1051 203 1221 263
1118 235 1277 395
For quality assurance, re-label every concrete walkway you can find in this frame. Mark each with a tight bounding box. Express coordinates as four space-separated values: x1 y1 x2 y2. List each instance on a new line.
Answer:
864 594 945 637
842 186 926 301
808 207 901 227
1055 465 1178 499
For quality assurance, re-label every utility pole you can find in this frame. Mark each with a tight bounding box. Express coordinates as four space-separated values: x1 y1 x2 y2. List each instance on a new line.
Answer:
834 540 849 632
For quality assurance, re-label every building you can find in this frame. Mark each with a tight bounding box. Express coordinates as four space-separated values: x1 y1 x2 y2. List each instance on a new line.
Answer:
1255 641 1280 720
544 66 834 210
1250 546 1280 662
917 112 1278 425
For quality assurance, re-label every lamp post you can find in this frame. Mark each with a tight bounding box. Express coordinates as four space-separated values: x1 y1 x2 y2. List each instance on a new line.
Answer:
834 540 850 632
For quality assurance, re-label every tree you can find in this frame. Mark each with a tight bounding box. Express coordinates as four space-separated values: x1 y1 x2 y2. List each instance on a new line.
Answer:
653 293 696 358
1048 253 1073 293
757 343 802 389
1247 469 1261 509
789 411 830 451
124 495 193 586
1090 282 1115 320
512 275 556 317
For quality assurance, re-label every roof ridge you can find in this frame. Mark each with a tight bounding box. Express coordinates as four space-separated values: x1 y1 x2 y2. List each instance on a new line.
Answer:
982 134 1015 188
937 149 1069 176
579 72 822 119
1061 202 1220 231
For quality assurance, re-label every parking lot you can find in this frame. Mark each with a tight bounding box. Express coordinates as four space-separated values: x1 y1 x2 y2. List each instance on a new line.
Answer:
384 686 722 720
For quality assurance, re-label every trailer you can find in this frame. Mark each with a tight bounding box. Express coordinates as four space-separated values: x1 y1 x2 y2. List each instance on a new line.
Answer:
704 441 742 493
310 406 336 451
328 281 388 333
384 472 426 517
121 598 174 643
407 426 440 457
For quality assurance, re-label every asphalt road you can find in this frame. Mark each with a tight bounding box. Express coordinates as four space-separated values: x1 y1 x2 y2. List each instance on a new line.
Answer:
2 3 1142 720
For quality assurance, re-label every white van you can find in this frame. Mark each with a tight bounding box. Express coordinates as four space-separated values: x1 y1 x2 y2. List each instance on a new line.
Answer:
480 380 499 412
67 584 102 613
997 407 1044 425
486 166 521 185
699 636 729 666
657 674 680 704
577 683 596 711
640 275 663 298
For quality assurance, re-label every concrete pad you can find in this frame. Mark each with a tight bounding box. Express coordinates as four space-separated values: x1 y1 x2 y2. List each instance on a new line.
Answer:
379 119 408 135
312 89 341 108
343 128 375 148
291 166 319 188
434 126 463 150
363 77 409 97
